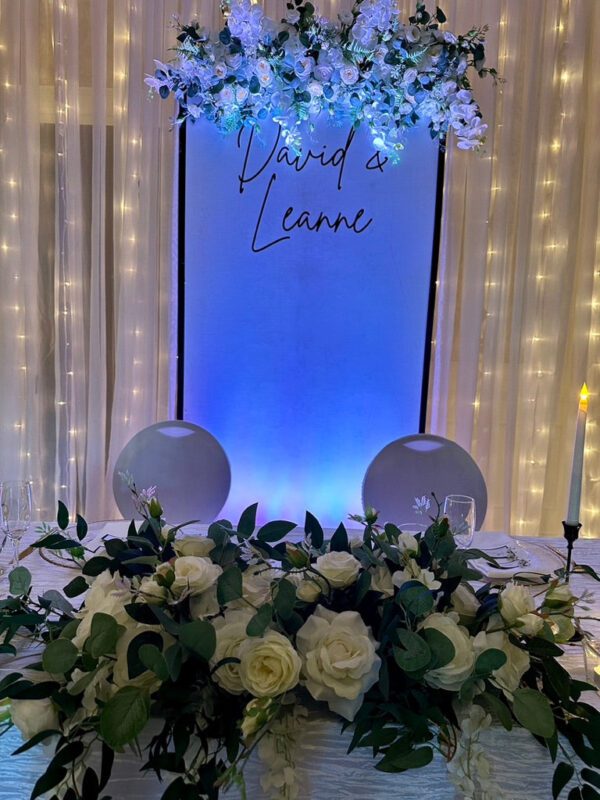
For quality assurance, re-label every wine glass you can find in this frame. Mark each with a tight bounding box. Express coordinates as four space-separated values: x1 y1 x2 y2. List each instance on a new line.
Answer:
0 480 33 576
443 494 475 549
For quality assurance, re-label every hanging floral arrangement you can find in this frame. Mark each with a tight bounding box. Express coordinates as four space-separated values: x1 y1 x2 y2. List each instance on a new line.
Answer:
146 0 498 159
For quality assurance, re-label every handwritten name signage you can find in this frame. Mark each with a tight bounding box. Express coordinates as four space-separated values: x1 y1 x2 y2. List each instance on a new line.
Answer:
237 126 391 253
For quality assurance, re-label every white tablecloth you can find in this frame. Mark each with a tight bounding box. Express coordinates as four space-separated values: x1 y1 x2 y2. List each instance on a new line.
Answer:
1 524 598 800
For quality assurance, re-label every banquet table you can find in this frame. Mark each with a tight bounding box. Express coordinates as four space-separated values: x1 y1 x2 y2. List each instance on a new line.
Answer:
0 523 599 800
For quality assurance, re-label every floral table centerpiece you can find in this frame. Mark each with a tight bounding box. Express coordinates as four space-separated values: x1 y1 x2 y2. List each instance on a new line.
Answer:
0 491 599 800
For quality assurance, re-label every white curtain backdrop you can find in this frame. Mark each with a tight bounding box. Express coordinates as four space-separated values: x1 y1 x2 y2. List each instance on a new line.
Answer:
427 0 600 537
0 0 207 520
1 0 599 535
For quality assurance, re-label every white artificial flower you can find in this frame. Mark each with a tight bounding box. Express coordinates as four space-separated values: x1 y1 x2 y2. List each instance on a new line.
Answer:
236 86 249 103
286 8 300 24
67 663 114 714
421 613 475 691
498 584 535 625
72 571 134 650
238 631 301 698
339 63 359 86
338 10 354 25
307 80 324 97
295 56 315 80
11 698 59 741
214 61 228 79
314 64 333 83
230 564 279 608
398 531 419 553
544 583 576 608
219 85 236 105
258 72 272 87
315 551 361 589
370 564 394 597
451 583 480 622
171 556 223 598
210 609 255 694
255 57 271 76
473 627 530 695
296 605 381 720
516 612 544 637
138 575 168 605
405 25 421 43
189 585 221 619
173 536 215 558
392 559 440 591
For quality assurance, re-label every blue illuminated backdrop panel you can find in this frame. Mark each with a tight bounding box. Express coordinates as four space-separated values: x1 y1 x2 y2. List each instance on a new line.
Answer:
184 119 439 526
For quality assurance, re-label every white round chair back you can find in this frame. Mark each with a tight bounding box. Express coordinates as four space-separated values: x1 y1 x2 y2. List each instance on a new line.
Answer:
362 433 487 530
112 421 231 523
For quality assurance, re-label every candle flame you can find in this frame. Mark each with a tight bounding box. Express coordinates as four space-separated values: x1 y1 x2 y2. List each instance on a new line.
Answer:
580 382 589 412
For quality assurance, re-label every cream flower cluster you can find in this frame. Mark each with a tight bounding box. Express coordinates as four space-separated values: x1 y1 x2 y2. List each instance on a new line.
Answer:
147 0 494 158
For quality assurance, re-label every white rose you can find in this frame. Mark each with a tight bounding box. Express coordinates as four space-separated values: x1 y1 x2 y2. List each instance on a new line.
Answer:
421 613 474 691
189 585 221 619
230 564 279 608
113 624 173 692
11 697 59 741
499 584 535 625
307 80 323 97
72 571 133 650
370 564 394 597
239 631 301 698
286 8 300 24
296 606 381 720
214 61 228 79
138 576 167 605
314 64 333 83
315 551 361 589
339 63 359 85
171 556 222 598
473 629 529 694
219 85 235 105
210 610 255 694
236 86 249 103
259 72 273 87
173 536 215 558
255 57 271 76
294 56 314 80
398 532 419 553
405 24 421 43
392 560 440 591
516 612 544 636
290 573 324 603
451 584 480 622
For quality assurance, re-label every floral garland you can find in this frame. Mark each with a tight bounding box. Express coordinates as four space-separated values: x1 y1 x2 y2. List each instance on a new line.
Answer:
146 0 498 159
0 488 599 800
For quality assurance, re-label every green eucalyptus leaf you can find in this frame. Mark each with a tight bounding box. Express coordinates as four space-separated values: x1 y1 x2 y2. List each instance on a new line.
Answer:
304 511 324 549
179 620 216 661
85 612 123 659
164 643 183 681
474 648 507 675
329 523 350 553
273 577 297 620
127 631 163 679
57 501 70 531
512 688 556 739
553 762 575 799
237 503 258 539
396 581 434 618
393 629 431 673
139 644 169 682
42 638 78 675
246 603 273 637
9 566 31 596
257 520 297 543
75 514 88 541
63 576 89 598
217 566 243 605
423 628 455 670
99 686 150 749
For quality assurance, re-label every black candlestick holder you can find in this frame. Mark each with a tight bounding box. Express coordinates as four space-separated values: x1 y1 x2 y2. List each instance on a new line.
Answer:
562 520 582 582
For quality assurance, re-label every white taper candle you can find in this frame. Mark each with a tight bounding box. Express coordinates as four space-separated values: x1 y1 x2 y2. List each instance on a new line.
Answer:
566 383 589 525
